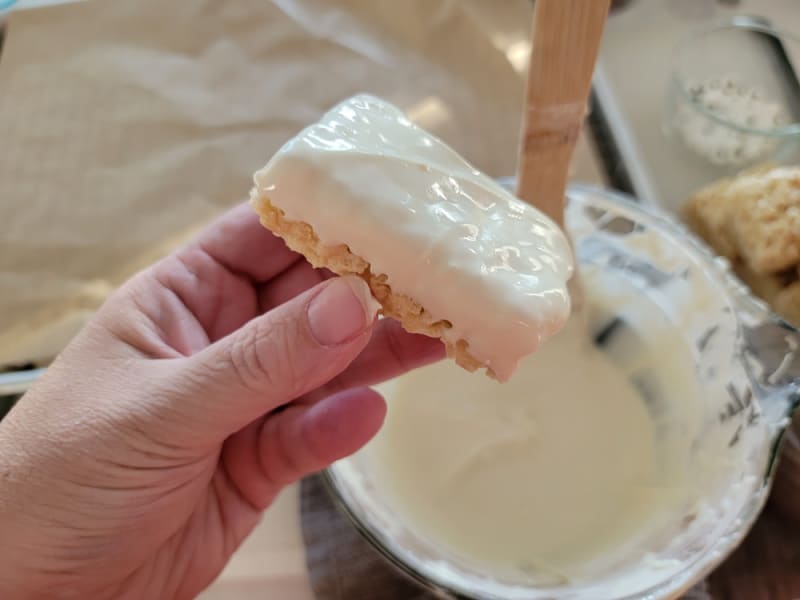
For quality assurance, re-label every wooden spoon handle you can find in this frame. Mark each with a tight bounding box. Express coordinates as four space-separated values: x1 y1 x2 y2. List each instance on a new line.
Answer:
516 0 611 228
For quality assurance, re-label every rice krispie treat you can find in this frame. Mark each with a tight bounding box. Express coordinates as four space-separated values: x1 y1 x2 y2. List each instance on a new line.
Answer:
683 176 739 260
726 167 800 274
250 95 574 381
684 165 800 329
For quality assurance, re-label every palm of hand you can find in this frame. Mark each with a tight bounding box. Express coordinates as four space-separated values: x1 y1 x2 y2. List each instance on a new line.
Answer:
0 205 441 600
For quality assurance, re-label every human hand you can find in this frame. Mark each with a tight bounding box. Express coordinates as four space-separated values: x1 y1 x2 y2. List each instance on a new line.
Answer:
0 203 443 599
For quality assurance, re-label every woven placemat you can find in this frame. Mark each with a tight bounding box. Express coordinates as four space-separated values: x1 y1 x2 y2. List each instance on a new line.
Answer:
300 476 437 599
299 475 712 600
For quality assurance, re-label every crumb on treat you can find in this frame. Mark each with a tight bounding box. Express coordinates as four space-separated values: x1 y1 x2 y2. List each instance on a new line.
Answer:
250 191 498 378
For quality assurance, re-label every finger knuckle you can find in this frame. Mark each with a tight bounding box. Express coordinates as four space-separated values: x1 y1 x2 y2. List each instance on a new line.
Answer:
230 317 304 397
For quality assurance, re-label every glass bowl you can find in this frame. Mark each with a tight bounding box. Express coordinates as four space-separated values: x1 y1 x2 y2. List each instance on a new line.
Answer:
323 184 800 600
663 17 800 171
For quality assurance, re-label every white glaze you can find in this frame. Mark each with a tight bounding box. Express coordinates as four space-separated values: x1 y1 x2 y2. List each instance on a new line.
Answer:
253 94 573 380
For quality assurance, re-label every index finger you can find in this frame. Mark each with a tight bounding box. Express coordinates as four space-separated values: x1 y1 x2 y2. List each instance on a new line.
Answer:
189 202 301 283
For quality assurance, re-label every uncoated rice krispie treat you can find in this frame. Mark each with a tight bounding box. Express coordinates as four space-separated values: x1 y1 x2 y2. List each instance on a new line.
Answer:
726 167 800 274
683 165 800 328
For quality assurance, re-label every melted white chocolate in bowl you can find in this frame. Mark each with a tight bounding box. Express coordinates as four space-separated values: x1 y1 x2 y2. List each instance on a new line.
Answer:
370 327 662 579
360 281 700 584
253 94 573 381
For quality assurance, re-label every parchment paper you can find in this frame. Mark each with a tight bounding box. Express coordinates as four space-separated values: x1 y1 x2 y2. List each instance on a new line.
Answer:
0 0 540 366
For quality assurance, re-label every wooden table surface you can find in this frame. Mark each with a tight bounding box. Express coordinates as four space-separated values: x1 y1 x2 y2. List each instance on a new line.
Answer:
709 433 800 600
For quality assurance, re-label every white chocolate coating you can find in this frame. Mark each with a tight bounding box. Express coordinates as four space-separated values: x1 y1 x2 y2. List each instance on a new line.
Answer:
253 95 573 380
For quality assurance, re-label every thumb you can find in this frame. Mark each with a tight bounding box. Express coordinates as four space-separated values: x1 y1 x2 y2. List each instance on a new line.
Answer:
169 275 380 439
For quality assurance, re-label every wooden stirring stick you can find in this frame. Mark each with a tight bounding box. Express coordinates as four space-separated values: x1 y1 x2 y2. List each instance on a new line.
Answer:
516 0 611 228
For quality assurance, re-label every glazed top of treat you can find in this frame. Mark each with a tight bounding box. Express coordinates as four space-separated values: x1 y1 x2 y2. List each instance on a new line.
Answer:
253 94 574 381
